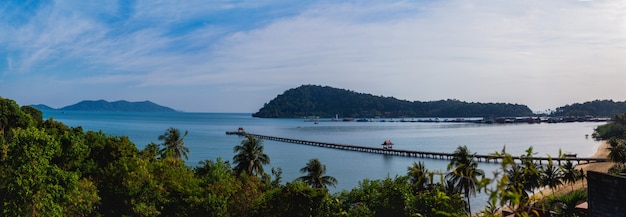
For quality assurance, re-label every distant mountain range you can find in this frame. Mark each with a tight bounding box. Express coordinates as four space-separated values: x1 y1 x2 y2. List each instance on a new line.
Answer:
32 100 178 112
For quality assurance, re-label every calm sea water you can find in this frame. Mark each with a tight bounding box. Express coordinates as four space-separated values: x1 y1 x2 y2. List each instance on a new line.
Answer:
42 111 605 211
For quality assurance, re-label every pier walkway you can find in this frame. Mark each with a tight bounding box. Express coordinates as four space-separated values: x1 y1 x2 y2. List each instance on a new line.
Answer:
226 131 607 165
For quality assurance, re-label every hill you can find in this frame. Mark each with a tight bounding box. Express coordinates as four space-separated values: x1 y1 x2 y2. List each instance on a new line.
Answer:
60 100 178 112
30 104 55 110
551 100 626 117
253 85 534 118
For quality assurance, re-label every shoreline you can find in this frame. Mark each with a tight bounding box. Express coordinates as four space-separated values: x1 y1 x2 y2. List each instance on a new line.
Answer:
590 142 610 158
534 141 612 199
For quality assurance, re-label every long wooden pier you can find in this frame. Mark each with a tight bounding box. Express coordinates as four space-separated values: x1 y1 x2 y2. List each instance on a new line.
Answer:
226 131 607 165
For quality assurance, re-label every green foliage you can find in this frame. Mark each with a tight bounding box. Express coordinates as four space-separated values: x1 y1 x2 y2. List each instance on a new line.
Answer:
592 113 626 174
338 177 412 217
0 96 476 216
607 141 626 165
592 113 626 140
545 189 587 217
194 158 239 216
0 97 36 133
483 147 551 216
297 158 338 189
64 178 101 217
560 161 585 190
158 127 190 160
408 161 430 192
257 181 336 217
20 105 43 126
233 134 270 177
0 127 89 216
552 99 626 117
539 161 563 194
445 146 485 214
337 176 467 217
253 85 534 118
408 189 468 217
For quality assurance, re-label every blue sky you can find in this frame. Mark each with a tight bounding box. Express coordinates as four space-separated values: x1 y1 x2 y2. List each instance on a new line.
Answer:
2 0 626 112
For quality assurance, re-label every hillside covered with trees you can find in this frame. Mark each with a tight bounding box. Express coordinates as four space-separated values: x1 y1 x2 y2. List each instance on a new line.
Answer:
253 85 534 118
551 100 626 117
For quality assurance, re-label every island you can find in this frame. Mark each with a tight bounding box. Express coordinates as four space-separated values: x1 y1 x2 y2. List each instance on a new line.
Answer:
253 85 534 118
32 100 178 112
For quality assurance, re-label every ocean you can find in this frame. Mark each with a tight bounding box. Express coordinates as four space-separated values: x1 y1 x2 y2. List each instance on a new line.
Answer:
42 110 605 211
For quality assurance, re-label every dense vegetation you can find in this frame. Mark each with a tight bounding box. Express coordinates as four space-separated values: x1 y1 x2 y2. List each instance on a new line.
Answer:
34 100 178 112
593 113 626 175
1 96 592 216
552 100 626 117
253 85 534 118
0 96 470 216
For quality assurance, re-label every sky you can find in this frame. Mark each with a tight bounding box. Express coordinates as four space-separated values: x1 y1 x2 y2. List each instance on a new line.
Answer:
1 0 626 113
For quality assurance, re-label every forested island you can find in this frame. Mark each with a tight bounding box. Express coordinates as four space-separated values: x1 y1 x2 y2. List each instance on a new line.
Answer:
32 100 178 112
253 85 534 118
551 100 626 117
254 85 626 119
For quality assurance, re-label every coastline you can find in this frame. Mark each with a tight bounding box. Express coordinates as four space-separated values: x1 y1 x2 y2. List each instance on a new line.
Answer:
590 142 610 158
535 141 612 198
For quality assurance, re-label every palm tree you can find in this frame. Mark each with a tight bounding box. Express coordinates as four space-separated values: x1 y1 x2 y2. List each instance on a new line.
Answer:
297 158 337 188
539 161 563 195
446 145 484 214
608 142 626 165
546 189 587 217
140 142 160 161
447 145 472 171
561 161 581 191
158 127 189 160
233 134 270 176
407 161 429 191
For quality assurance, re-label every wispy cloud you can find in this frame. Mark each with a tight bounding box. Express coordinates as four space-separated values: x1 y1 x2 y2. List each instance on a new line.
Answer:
1 0 626 111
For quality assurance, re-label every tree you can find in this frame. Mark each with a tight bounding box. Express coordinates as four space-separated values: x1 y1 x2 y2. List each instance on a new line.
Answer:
483 147 543 216
407 161 429 192
539 160 563 195
0 97 35 135
297 158 338 189
20 105 43 127
560 161 582 191
607 141 626 165
546 189 587 217
0 127 94 216
592 113 626 140
158 127 189 160
446 146 484 214
258 181 336 217
233 134 270 176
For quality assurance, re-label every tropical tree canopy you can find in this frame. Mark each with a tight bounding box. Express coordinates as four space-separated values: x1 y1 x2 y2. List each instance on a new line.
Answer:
445 145 484 214
157 127 189 160
407 161 430 192
608 142 626 164
539 162 564 194
233 134 270 176
297 158 338 189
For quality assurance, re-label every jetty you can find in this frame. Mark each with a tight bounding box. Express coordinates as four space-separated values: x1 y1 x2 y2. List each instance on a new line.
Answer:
226 131 608 165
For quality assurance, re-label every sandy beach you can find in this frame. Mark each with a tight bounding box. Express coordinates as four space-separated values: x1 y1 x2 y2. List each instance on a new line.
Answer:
535 141 613 197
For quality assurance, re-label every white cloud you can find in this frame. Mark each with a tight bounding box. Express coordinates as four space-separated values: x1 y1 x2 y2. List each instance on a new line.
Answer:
2 0 626 111
191 0 626 111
